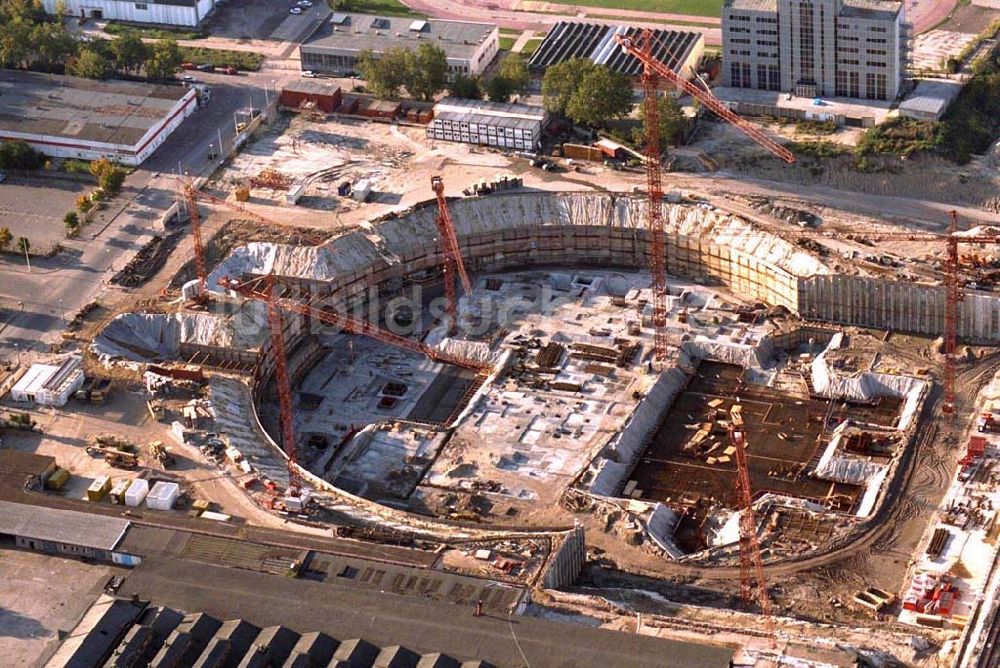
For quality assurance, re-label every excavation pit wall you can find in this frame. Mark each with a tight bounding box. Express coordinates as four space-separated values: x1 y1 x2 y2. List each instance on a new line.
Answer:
572 328 929 562
214 192 950 548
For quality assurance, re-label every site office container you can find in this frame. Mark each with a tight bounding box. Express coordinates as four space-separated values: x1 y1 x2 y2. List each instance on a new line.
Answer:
124 478 149 507
146 481 180 510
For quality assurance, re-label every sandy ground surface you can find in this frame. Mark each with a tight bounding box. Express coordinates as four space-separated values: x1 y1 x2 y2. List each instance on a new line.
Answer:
0 548 119 667
0 390 325 534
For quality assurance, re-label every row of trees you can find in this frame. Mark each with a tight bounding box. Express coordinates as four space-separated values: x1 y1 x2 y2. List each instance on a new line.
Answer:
361 48 689 148
0 227 31 255
0 0 183 79
358 43 450 101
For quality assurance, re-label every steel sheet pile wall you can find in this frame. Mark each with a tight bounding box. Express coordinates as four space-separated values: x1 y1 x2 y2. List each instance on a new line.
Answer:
798 275 1000 343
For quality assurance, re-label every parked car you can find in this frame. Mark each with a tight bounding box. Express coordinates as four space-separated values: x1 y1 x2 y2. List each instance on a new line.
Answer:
180 62 197 70
0 171 6 183
180 75 196 83
296 0 313 5
196 63 215 72
300 70 318 78
220 66 237 75
289 6 303 13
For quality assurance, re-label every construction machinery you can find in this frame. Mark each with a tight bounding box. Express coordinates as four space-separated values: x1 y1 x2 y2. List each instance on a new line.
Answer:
146 441 175 468
713 213 995 415
728 406 778 648
181 181 210 305
86 444 138 470
219 273 490 504
615 29 794 362
430 175 473 332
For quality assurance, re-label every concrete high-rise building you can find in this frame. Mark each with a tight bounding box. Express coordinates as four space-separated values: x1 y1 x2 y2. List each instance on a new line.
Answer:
722 0 906 102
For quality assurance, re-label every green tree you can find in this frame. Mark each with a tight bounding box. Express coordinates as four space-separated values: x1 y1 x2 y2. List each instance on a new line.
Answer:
0 140 44 170
0 227 11 252
64 211 80 234
485 76 515 103
70 48 112 79
449 72 482 99
32 21 77 72
634 94 690 151
408 42 448 101
498 52 530 95
541 58 596 116
145 39 183 79
99 165 127 194
564 66 633 127
358 47 411 100
0 20 33 69
16 237 30 256
111 34 149 75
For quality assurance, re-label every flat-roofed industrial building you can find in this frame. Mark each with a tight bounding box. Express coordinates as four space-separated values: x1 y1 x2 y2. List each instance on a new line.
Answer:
0 69 197 166
427 98 549 151
300 13 499 80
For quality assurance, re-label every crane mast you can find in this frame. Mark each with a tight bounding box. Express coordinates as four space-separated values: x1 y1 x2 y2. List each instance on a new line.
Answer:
729 407 777 648
431 176 472 332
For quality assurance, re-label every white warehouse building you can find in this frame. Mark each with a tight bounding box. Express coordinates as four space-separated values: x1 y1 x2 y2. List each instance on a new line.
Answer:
41 0 217 27
0 70 197 166
10 357 85 407
427 98 550 151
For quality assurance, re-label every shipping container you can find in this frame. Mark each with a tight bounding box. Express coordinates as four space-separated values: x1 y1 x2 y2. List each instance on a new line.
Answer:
124 478 149 507
146 481 180 510
110 478 133 504
45 467 70 490
87 475 111 502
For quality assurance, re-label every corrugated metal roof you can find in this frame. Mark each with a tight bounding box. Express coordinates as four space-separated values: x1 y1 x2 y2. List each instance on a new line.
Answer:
528 22 702 76
0 499 130 550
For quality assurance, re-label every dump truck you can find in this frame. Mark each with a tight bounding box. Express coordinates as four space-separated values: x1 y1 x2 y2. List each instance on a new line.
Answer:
75 378 112 403
90 379 112 403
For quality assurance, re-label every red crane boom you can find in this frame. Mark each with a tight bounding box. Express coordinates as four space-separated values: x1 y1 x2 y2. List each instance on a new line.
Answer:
261 277 302 496
182 182 209 300
223 276 490 372
615 32 796 165
729 408 778 648
431 176 473 332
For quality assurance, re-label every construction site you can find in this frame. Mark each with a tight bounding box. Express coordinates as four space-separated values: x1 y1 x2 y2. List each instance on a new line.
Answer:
5 29 1000 668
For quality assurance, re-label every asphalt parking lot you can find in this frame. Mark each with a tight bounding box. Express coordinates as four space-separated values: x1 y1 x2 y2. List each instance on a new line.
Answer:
205 0 327 41
0 176 90 253
0 548 119 667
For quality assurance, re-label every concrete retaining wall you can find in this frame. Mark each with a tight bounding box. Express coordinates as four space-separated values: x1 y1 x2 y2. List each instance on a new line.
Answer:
798 275 1000 343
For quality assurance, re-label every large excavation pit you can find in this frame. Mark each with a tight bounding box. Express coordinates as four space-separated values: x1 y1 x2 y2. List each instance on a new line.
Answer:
633 362 904 515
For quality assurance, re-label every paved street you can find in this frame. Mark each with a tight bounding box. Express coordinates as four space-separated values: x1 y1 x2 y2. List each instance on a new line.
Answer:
0 68 293 365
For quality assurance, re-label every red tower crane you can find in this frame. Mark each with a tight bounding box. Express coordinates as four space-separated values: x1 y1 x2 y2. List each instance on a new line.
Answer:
729 407 778 648
430 176 472 331
222 276 489 372
181 182 209 303
731 215 987 415
261 276 302 497
616 29 796 361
